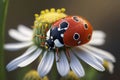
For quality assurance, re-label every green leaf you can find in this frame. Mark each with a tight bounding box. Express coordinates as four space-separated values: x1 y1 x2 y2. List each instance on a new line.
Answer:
0 0 9 80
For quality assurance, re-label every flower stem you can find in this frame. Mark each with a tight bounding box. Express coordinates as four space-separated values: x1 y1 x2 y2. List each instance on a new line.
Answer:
0 0 9 80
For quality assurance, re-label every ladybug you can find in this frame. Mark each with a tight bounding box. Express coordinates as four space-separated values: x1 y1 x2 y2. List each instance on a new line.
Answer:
46 16 93 49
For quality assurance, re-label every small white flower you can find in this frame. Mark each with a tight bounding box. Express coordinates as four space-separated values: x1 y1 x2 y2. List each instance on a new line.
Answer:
5 25 116 77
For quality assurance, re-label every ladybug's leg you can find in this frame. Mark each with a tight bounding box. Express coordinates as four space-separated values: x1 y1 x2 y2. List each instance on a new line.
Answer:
65 47 70 61
34 34 46 46
56 48 60 62
34 34 46 39
40 42 45 47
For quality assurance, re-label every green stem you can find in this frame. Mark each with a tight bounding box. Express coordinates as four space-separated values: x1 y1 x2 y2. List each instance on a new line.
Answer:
0 0 9 80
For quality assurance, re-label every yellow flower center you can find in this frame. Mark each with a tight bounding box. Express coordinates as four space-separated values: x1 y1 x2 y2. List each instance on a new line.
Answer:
23 70 48 80
33 8 67 48
34 8 67 27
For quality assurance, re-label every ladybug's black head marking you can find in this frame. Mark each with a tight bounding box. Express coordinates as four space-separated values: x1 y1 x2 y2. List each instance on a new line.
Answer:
60 21 69 30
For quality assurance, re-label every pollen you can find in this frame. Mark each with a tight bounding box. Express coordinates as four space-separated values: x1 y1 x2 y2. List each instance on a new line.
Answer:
34 8 67 24
40 10 45 14
45 9 49 13
61 8 66 12
45 23 48 27
103 60 109 67
57 9 61 13
50 8 55 12
34 14 39 18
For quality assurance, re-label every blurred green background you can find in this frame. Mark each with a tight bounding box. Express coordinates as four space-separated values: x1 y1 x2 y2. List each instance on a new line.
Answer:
4 0 120 80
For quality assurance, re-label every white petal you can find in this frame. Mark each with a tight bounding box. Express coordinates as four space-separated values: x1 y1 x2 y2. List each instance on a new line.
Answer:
72 47 105 71
18 25 33 37
80 46 104 64
56 50 70 76
107 62 114 74
46 29 50 39
6 56 28 71
18 48 42 67
88 38 105 46
37 51 54 77
69 50 85 77
88 30 106 46
19 45 37 57
6 46 37 71
83 45 116 62
92 30 106 39
4 41 33 51
9 29 32 41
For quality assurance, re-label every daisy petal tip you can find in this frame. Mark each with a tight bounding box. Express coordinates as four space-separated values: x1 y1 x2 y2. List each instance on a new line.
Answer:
96 65 105 72
105 61 114 74
4 45 9 50
6 64 16 72
94 63 105 72
6 66 11 72
37 51 54 78
77 71 85 78
4 44 20 51
80 73 85 77
93 30 106 38
60 72 69 77
9 29 14 34
75 71 85 78
38 73 44 78
109 67 114 74
18 24 33 37
109 68 114 74
101 67 105 72
112 56 116 63
37 69 47 78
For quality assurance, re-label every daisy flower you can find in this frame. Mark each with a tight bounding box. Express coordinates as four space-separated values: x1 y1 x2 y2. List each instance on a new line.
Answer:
5 8 116 78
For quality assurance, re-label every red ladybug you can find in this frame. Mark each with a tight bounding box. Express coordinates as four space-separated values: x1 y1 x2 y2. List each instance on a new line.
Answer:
46 16 93 49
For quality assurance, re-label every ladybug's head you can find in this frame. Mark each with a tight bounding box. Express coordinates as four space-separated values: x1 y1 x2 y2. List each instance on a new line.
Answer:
63 16 93 47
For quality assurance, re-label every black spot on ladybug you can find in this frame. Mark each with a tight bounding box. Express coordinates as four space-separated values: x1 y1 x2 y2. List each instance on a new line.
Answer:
73 16 80 22
88 34 91 40
73 33 80 40
84 24 88 30
60 22 69 29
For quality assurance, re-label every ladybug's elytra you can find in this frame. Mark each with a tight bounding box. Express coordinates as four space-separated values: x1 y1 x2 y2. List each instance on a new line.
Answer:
46 16 93 49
